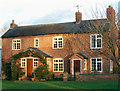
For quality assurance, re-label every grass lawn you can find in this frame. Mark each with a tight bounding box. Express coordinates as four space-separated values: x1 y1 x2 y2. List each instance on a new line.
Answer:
1 80 119 90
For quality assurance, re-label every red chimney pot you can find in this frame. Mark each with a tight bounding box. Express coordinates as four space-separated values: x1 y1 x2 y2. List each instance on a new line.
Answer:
109 5 111 8
12 20 14 24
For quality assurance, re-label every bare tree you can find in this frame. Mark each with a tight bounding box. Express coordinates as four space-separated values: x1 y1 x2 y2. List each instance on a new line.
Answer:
65 5 119 73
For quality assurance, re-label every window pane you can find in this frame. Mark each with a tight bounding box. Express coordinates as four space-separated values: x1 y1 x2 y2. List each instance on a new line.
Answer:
97 62 101 71
34 59 38 67
59 64 63 67
13 40 16 42
54 60 58 62
34 59 38 61
54 38 57 40
97 58 101 62
35 39 39 47
58 41 62 48
54 64 58 71
91 35 96 48
97 35 101 38
17 40 20 42
54 41 57 48
17 43 20 49
59 60 63 62
97 39 101 47
92 59 96 71
58 38 62 40
21 59 26 67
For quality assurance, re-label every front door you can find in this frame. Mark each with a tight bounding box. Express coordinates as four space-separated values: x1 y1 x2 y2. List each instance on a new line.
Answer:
27 59 33 77
74 60 80 73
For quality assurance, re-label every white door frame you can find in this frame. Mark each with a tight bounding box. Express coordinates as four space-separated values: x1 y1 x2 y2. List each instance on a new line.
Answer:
72 59 81 75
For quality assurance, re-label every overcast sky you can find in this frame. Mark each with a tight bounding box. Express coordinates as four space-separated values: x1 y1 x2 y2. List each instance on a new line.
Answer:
0 0 119 32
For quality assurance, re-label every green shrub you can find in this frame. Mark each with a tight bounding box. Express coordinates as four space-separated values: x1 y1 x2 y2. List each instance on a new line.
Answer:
113 67 120 74
2 60 24 80
31 73 34 78
18 72 25 78
45 71 54 80
35 65 50 80
67 74 74 81
54 77 63 81
11 60 24 80
2 61 11 80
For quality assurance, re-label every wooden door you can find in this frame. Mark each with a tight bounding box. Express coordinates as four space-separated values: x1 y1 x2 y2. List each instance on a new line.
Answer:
27 59 33 77
74 60 80 72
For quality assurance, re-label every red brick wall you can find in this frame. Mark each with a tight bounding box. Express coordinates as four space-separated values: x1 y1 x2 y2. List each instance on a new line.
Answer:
1 33 113 75
76 74 120 81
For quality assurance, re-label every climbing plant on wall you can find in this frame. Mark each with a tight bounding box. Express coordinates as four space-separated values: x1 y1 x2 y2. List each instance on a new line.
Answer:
2 49 52 80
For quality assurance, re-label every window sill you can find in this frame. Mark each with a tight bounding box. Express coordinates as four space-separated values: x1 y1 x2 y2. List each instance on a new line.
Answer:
91 71 102 72
34 46 39 48
53 71 64 72
12 49 21 50
52 48 63 49
90 48 102 50
21 67 26 68
33 66 38 68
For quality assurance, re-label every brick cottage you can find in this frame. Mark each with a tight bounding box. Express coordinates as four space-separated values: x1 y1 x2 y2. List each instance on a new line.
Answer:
1 6 119 80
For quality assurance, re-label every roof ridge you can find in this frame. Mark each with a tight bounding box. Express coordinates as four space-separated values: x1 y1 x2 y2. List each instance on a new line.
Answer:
17 22 75 28
82 18 107 22
17 18 107 28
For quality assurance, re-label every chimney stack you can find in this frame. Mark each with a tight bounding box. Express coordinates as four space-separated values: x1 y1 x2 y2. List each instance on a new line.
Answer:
10 20 18 28
12 20 14 24
107 5 115 23
75 11 82 23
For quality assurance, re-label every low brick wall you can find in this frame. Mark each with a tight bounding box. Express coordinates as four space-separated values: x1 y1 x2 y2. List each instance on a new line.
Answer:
76 74 120 81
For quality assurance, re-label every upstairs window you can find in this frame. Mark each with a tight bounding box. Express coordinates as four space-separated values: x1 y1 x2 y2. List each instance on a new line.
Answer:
90 34 102 49
12 39 21 50
53 36 63 49
34 38 39 47
91 58 102 72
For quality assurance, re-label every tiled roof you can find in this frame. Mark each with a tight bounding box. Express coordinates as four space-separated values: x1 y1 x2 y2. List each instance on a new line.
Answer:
24 47 53 58
2 19 109 38
69 52 89 59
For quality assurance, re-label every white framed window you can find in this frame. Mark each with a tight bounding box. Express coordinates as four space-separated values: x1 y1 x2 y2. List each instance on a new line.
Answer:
110 60 113 71
53 36 63 49
90 34 102 49
12 39 21 50
53 58 64 72
84 59 87 70
91 58 102 72
33 58 38 67
34 38 39 47
21 58 26 67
